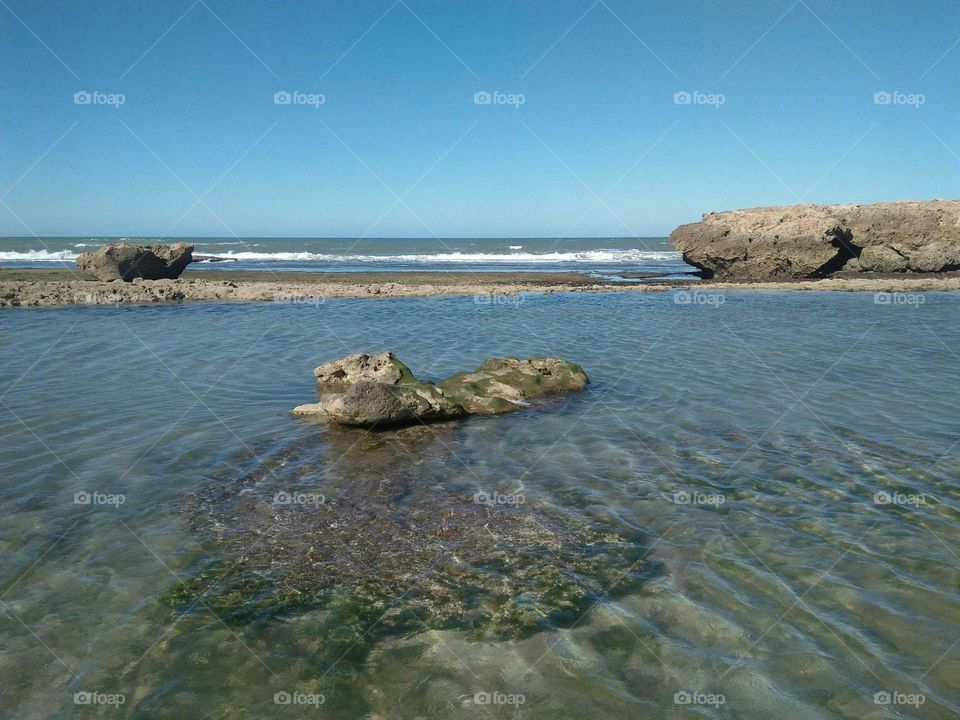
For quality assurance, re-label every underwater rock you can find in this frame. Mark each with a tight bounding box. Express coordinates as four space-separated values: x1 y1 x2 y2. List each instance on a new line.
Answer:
165 424 648 661
293 353 589 427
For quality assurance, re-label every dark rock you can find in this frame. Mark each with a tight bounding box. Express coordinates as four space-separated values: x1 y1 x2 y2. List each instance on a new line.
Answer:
77 242 193 281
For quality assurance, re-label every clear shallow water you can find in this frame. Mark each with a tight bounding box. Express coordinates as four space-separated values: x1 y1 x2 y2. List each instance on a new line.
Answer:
0 236 690 276
1 291 959 719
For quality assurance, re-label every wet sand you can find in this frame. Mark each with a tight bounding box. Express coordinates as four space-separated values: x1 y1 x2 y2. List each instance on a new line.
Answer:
2 268 960 307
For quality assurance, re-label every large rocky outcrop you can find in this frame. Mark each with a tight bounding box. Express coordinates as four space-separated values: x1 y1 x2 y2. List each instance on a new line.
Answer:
292 353 588 427
669 200 960 280
77 243 193 281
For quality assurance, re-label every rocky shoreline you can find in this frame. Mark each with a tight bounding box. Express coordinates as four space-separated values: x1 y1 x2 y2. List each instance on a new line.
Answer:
4 268 960 307
0 269 670 307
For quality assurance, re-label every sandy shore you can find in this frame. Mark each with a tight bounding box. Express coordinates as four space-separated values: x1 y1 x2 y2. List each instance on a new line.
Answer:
2 268 959 307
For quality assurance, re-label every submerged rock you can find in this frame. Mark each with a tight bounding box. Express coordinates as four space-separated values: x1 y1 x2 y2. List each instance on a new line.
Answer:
77 242 194 281
669 199 960 279
293 353 589 427
164 425 648 659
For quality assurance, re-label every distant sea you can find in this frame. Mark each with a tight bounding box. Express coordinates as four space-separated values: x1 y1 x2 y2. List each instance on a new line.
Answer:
0 236 691 276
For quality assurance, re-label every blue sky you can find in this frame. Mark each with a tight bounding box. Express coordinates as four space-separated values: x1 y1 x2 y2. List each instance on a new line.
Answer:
1 0 957 237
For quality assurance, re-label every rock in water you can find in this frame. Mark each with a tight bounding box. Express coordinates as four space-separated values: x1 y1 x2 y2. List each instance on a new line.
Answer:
292 380 466 426
77 242 194 281
439 357 590 414
292 354 589 426
669 199 960 279
313 351 417 386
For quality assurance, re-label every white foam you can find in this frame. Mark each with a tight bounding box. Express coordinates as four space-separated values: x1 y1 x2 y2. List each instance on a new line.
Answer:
200 249 680 263
0 249 79 262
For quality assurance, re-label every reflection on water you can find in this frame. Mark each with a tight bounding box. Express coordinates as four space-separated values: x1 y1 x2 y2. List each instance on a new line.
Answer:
0 290 958 718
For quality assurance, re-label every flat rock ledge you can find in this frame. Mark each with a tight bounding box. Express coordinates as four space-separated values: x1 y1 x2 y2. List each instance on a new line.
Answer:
292 351 588 427
669 199 960 280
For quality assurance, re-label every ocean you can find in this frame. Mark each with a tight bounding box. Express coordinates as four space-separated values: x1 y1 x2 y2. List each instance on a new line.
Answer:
0 236 690 276
2 289 958 718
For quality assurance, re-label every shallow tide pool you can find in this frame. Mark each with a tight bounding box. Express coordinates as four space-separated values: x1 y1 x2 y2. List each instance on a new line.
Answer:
1 290 958 719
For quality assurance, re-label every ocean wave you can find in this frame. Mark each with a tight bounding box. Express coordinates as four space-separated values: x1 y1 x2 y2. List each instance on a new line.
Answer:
199 249 681 263
0 249 79 262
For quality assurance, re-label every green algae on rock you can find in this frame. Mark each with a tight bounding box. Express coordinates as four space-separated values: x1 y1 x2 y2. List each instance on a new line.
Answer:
439 357 589 414
163 424 648 662
292 353 589 426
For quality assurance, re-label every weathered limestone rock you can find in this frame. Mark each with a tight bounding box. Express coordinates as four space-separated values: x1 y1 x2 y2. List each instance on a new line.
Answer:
669 200 960 279
313 351 416 387
292 354 589 427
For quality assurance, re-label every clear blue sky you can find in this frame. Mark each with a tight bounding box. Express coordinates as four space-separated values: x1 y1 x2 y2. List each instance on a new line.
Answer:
1 0 957 237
